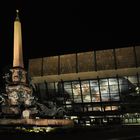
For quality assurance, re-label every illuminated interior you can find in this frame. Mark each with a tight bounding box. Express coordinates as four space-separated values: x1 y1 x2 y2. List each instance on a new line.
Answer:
32 74 140 125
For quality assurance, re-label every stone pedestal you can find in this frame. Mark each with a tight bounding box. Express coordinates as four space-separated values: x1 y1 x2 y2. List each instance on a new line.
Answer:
2 67 34 116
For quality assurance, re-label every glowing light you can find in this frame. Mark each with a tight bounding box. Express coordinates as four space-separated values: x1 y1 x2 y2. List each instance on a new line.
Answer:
22 109 30 119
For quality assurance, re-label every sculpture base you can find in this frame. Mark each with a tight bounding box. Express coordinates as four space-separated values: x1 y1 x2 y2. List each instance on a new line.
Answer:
0 119 74 126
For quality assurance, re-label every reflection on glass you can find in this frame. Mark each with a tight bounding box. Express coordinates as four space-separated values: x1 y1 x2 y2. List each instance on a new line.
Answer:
99 79 108 85
100 85 110 102
81 81 90 95
108 78 118 85
110 85 119 93
81 81 91 102
91 92 100 102
61 77 137 104
90 80 98 86
72 81 80 96
99 79 110 102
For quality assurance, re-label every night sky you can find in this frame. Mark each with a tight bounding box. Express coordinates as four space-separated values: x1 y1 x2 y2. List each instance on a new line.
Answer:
0 1 140 74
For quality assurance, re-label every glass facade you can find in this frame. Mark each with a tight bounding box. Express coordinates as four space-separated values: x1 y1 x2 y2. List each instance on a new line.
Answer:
34 74 140 123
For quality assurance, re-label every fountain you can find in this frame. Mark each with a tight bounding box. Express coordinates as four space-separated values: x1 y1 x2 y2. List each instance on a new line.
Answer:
0 10 73 128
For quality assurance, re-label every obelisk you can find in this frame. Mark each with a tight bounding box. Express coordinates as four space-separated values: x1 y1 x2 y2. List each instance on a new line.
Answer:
11 10 26 83
5 10 33 109
13 10 24 68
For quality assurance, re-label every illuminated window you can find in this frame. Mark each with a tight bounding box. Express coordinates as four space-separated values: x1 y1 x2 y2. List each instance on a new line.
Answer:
72 81 81 96
72 81 82 103
90 80 100 102
81 81 91 102
64 82 73 97
100 82 110 102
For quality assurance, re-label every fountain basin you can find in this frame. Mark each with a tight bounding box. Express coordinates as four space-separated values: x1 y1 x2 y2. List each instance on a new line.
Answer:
0 119 74 126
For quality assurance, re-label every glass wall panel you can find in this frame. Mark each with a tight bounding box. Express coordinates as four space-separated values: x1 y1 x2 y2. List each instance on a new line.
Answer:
38 83 47 101
57 82 72 105
72 81 82 103
81 81 91 102
64 82 72 95
99 79 110 102
110 93 120 101
118 77 129 94
128 76 139 96
30 74 140 124
47 82 56 95
109 78 118 85
109 85 119 93
108 78 120 101
90 80 100 102
128 76 138 84
119 77 137 96
137 74 140 94
38 83 46 95
90 80 99 86
54 82 58 92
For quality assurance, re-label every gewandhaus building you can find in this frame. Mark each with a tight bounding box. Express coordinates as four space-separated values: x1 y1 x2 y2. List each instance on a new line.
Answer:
29 46 140 126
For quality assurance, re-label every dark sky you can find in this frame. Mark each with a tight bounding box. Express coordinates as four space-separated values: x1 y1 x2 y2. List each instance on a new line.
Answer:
0 1 140 72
